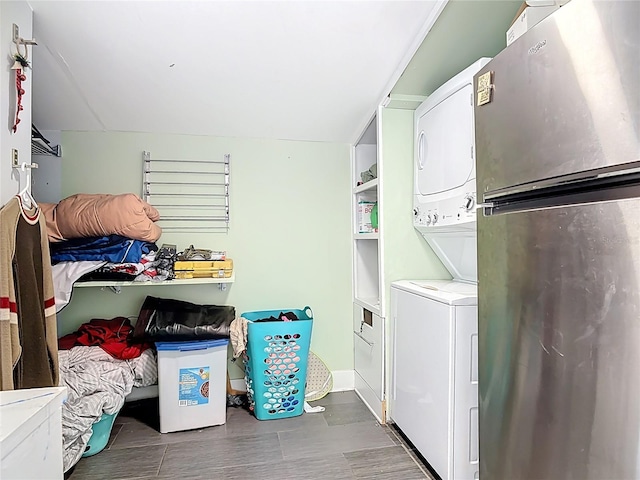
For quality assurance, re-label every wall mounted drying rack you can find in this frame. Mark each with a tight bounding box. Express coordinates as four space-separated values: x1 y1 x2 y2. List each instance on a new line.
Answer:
31 125 62 157
142 151 230 232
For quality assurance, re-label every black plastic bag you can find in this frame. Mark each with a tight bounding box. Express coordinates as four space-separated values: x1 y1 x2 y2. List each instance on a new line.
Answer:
132 296 235 341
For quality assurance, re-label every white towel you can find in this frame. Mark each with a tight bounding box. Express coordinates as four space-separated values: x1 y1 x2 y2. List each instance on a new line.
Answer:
304 401 325 413
52 260 106 312
229 316 249 358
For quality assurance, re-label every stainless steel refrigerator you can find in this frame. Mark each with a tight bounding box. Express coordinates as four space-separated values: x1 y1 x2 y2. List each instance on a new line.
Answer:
474 0 640 478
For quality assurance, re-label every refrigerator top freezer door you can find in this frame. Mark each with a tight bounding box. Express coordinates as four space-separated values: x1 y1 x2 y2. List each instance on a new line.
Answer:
391 280 477 306
474 0 640 196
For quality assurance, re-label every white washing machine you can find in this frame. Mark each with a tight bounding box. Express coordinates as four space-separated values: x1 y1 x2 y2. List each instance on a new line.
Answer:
391 280 479 480
413 57 491 283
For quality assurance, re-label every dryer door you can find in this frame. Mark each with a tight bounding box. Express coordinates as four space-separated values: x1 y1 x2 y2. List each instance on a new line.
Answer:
415 83 475 196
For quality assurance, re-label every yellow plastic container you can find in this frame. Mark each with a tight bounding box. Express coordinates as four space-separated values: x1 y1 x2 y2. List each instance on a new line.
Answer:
174 259 233 279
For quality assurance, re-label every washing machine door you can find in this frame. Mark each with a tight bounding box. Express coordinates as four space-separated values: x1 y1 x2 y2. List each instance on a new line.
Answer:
415 83 475 197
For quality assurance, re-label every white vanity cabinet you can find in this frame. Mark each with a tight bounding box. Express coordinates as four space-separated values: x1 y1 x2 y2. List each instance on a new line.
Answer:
0 387 67 480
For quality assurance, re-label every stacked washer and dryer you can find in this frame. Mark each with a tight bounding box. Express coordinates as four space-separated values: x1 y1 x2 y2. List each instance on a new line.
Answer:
390 58 490 480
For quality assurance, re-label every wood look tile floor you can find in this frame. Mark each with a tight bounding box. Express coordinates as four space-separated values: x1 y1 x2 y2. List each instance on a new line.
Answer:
68 391 436 480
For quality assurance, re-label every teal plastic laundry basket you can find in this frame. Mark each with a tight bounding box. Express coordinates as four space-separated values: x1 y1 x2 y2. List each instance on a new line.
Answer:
242 306 313 420
83 411 118 457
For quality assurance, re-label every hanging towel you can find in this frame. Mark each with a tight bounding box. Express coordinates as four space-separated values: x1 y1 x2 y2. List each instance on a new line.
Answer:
230 317 249 358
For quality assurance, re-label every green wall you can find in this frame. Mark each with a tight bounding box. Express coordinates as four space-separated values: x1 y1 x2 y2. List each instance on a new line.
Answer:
58 131 353 376
392 0 522 97
380 107 450 320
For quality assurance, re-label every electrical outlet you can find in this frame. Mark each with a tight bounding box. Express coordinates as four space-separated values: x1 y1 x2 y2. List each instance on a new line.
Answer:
11 149 19 167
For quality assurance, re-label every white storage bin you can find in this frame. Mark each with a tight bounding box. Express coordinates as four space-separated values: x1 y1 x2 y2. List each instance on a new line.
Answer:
506 3 562 46
155 339 228 433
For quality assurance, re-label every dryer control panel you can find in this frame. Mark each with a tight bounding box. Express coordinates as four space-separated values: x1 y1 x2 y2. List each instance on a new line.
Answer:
413 191 476 228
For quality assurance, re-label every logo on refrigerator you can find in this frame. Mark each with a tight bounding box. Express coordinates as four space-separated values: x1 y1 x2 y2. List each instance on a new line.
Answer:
528 40 547 55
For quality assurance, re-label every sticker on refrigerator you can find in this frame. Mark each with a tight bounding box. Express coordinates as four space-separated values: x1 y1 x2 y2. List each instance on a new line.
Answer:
476 71 493 106
179 367 210 406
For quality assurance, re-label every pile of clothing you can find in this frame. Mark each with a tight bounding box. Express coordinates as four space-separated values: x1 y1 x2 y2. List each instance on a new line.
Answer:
42 193 169 312
57 317 157 473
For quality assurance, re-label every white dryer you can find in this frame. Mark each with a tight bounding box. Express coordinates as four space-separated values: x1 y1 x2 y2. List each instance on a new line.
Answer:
413 58 491 283
391 280 478 480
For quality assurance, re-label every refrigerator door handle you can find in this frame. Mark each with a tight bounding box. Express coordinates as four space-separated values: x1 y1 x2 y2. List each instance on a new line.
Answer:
476 202 494 209
476 202 495 216
482 165 640 216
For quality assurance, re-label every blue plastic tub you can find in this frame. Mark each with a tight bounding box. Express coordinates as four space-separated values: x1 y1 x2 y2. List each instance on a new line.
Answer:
83 411 118 457
241 306 313 420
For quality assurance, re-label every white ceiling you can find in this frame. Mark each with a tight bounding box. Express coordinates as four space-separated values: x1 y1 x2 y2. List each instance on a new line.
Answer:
28 1 445 144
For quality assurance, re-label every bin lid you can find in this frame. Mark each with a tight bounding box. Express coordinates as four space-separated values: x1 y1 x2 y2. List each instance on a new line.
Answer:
155 338 229 351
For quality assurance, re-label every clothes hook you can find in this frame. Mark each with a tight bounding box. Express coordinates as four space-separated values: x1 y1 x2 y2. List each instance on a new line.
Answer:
12 24 37 47
17 162 38 171
11 24 35 72
18 162 38 190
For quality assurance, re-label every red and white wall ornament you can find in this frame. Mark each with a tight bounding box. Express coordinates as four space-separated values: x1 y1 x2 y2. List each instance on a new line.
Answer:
10 23 36 134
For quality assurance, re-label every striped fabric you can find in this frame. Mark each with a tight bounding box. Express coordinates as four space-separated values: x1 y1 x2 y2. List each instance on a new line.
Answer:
59 346 158 472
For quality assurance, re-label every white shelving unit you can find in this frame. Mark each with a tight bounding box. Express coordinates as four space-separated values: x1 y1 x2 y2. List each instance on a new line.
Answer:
352 118 380 309
354 233 379 240
354 296 381 314
352 112 385 422
353 178 378 194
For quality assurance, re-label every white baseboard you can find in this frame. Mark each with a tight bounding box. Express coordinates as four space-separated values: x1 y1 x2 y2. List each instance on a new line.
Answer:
331 369 355 392
230 370 355 394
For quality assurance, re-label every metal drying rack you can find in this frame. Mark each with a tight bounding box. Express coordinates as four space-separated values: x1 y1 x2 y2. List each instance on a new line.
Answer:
31 125 62 157
142 151 230 232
